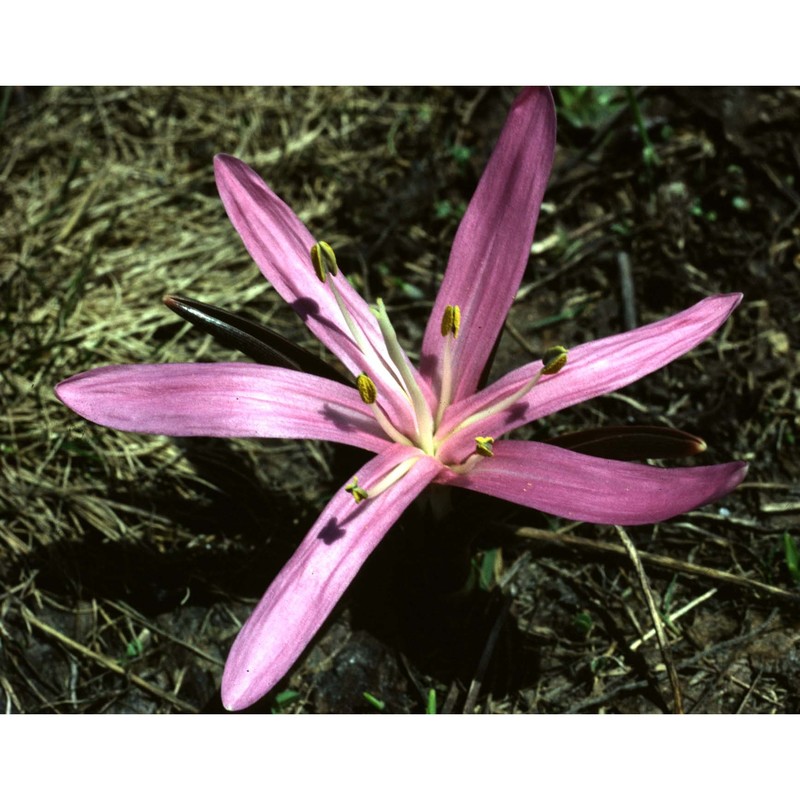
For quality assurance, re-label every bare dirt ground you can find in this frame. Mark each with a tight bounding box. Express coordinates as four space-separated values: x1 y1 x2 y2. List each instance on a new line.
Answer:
1 87 798 713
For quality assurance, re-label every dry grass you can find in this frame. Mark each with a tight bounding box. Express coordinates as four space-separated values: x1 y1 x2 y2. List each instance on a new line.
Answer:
1 87 798 713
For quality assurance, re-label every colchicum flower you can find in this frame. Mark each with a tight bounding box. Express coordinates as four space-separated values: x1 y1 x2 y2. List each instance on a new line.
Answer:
55 89 747 710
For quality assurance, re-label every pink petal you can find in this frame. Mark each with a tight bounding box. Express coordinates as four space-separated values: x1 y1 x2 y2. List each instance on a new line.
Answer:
438 439 747 525
214 155 426 432
420 88 556 402
221 444 442 710
436 293 742 464
55 363 389 453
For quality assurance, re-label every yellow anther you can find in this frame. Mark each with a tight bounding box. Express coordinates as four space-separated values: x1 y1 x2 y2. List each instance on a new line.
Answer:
356 373 377 405
474 436 495 457
310 241 339 282
440 304 461 339
541 345 568 375
345 477 369 504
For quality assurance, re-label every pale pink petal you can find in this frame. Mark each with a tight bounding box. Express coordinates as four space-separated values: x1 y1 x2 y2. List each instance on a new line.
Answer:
221 445 442 710
439 440 747 525
436 294 742 464
55 363 389 453
420 88 556 401
214 154 427 431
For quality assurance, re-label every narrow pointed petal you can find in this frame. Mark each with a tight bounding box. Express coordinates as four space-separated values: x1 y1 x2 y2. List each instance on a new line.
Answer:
213 154 377 369
221 445 442 710
55 363 388 452
420 88 556 401
214 154 423 430
436 293 742 464
439 440 747 525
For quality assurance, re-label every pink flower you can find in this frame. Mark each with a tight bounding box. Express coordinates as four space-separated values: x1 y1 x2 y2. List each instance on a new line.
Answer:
55 89 746 710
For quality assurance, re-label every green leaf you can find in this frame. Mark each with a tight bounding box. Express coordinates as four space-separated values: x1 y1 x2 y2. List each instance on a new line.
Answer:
426 689 437 715
363 691 386 711
783 533 800 584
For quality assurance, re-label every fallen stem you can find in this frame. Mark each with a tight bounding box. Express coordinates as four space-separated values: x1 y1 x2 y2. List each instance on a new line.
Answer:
615 525 683 714
21 606 199 713
509 524 800 604
630 587 717 651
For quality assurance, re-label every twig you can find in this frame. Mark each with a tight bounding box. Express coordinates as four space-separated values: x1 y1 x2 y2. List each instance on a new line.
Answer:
0 676 22 713
105 599 224 667
735 669 763 714
630 587 717 651
441 681 461 715
463 596 511 714
510 525 800 603
615 526 683 714
617 251 637 330
566 610 780 713
21 607 199 713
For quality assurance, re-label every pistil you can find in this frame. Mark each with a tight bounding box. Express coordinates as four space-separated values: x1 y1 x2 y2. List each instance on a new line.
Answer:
372 298 435 453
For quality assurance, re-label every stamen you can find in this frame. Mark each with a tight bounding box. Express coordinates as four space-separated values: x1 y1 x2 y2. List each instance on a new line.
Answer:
440 346 570 441
542 345 568 375
435 303 461 427
440 305 461 338
310 241 339 282
365 457 420 499
344 457 420 505
446 453 483 475
309 242 379 369
356 373 378 405
354 372 415 447
345 477 369 504
474 436 495 457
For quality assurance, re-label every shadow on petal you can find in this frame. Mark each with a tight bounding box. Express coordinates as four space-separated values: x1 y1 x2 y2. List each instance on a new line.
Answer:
291 296 321 321
318 515 347 545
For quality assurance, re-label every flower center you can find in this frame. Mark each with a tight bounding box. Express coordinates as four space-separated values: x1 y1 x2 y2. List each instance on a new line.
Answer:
309 242 568 502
